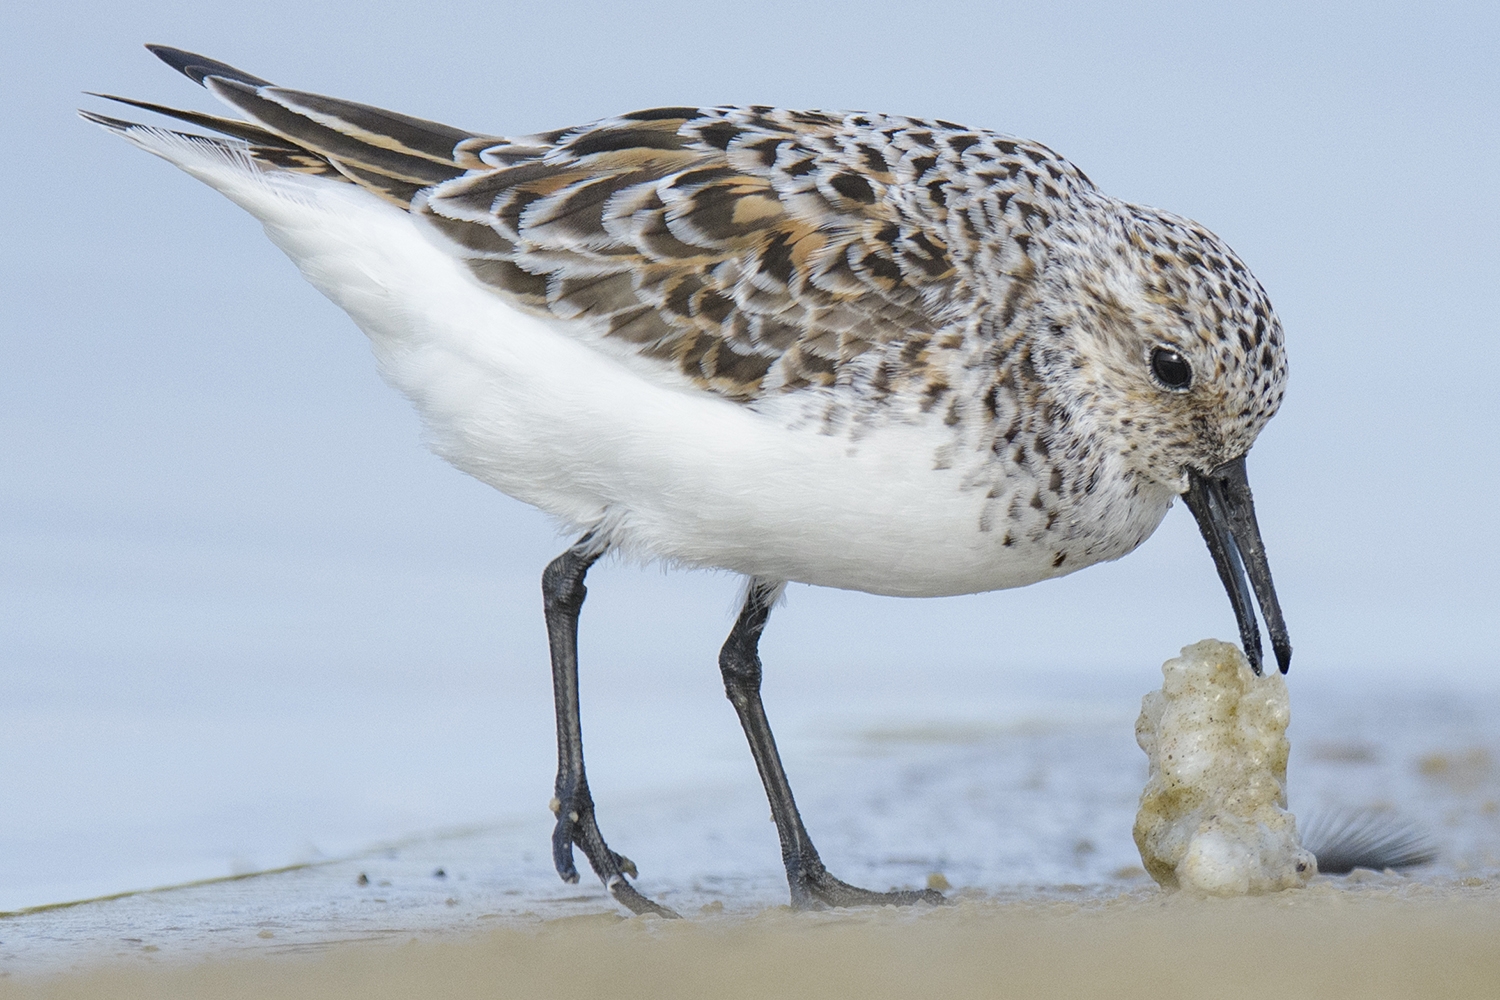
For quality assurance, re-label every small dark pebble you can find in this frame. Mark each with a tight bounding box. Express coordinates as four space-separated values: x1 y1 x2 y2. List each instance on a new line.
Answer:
356 873 369 886
434 868 447 879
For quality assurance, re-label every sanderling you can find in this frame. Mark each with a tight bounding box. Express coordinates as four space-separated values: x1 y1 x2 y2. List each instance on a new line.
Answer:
85 46 1292 916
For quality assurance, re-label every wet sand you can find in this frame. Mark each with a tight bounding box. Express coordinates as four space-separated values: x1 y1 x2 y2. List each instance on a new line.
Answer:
6 676 1495 996
8 881 1500 1000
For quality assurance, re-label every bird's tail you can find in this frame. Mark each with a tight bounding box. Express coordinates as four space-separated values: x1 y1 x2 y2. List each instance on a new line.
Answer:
81 45 494 208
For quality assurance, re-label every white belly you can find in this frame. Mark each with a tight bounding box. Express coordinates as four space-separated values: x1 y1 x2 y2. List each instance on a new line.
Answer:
173 157 1168 597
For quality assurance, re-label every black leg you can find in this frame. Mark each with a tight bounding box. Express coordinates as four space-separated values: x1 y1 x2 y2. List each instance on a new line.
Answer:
719 579 944 909
542 537 678 918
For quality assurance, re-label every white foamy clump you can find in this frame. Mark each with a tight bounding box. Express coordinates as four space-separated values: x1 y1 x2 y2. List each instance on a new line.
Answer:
1134 639 1316 895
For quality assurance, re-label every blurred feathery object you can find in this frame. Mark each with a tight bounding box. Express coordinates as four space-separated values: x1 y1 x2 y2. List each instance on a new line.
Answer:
1300 808 1438 875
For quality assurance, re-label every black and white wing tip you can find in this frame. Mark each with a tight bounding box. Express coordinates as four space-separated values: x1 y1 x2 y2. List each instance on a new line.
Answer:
143 44 273 88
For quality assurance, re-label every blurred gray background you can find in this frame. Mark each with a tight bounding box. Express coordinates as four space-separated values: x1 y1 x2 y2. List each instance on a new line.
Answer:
2 0 1497 912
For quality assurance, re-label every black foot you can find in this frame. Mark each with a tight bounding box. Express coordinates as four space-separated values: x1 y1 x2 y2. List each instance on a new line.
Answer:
788 859 946 910
551 791 680 918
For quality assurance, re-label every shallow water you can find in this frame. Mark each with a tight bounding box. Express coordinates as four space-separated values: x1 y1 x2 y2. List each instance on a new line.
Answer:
2 659 1497 974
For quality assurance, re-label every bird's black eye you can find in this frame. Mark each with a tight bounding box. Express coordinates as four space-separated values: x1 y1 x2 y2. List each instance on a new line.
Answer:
1150 347 1193 391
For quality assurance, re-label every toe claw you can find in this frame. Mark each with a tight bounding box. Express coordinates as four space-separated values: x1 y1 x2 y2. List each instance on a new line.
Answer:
546 788 669 915
551 819 579 882
790 866 947 909
607 876 681 919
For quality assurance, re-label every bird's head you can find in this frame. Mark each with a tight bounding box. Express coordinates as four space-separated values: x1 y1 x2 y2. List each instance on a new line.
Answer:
1029 200 1292 674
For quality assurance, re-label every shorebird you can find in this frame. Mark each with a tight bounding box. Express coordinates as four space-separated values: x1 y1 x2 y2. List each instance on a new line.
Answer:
85 46 1292 917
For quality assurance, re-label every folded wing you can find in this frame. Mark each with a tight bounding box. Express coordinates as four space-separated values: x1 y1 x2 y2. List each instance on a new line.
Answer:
89 47 1062 403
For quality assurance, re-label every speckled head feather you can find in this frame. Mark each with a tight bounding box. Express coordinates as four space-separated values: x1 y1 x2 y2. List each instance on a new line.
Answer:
1033 202 1289 492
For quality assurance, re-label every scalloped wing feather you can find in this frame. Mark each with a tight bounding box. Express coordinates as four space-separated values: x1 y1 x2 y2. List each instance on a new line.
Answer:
98 48 1092 404
418 107 995 400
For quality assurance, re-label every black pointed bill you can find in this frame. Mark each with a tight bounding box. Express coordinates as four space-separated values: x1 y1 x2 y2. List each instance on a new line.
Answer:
1182 456 1292 675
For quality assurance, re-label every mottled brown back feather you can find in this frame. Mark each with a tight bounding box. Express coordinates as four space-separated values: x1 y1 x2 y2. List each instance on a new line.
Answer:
114 47 1100 403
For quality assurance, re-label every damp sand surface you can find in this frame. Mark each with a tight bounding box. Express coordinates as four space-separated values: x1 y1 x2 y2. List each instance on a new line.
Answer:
8 883 1500 1000
4 670 1498 996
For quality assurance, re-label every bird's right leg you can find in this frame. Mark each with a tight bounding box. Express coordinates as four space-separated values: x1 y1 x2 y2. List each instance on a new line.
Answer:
720 578 944 909
542 537 678 918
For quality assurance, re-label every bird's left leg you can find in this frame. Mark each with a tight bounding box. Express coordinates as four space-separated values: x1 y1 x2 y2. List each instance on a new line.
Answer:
543 536 678 918
719 578 945 909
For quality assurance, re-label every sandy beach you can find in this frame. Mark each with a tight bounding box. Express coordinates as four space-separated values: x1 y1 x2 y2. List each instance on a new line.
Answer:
8 881 1500 1000
4 672 1498 998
